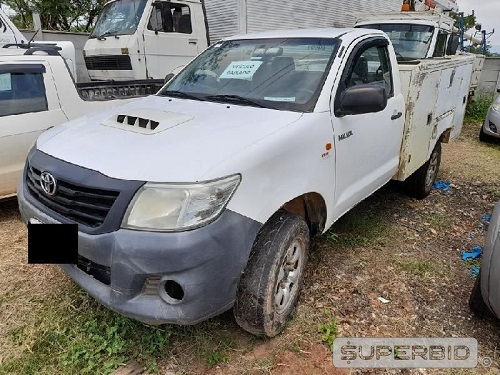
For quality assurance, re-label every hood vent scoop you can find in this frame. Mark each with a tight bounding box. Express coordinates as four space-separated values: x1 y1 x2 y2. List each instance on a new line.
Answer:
116 114 160 130
102 108 193 134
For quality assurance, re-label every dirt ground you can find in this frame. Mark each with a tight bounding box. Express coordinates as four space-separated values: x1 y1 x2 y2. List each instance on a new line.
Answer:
0 122 499 374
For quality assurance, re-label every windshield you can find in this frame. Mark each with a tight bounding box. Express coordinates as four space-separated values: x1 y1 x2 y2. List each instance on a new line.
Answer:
360 24 435 60
159 38 339 112
90 0 147 38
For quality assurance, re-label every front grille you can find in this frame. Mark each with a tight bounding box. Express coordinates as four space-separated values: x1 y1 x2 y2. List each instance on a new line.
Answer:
26 165 119 228
77 255 111 285
85 55 132 71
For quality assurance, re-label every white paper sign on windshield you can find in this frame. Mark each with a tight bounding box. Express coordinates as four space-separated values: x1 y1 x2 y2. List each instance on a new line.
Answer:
0 73 12 91
220 61 263 80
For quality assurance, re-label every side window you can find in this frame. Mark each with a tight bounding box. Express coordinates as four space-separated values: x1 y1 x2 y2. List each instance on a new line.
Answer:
147 3 192 34
346 45 394 97
0 72 47 117
433 32 448 57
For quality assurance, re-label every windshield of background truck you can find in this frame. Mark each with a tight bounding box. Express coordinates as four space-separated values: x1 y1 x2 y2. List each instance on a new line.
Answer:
361 24 435 60
159 38 339 112
89 0 147 38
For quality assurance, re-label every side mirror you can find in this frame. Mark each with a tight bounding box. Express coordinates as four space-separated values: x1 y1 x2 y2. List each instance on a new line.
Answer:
336 85 387 117
164 73 174 85
497 88 500 93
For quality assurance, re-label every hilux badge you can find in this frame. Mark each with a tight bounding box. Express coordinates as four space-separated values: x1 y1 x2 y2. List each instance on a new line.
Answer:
40 172 57 196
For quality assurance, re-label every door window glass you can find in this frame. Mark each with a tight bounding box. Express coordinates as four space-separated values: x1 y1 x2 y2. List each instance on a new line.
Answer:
0 72 47 116
148 3 192 34
346 45 394 97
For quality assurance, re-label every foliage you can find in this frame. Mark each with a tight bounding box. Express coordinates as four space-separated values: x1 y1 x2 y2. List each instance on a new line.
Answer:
318 317 338 350
1 287 172 374
465 94 495 124
5 0 108 31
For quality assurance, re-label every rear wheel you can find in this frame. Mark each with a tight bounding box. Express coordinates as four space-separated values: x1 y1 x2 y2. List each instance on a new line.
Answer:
405 142 441 199
233 210 309 337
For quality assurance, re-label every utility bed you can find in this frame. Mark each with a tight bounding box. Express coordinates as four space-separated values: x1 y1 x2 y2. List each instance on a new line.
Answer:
395 53 475 180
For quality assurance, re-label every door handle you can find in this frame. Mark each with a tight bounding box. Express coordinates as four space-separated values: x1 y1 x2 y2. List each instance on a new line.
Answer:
188 39 198 45
391 112 402 120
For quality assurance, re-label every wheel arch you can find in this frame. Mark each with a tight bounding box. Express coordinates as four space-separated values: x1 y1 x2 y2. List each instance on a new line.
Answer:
280 192 327 237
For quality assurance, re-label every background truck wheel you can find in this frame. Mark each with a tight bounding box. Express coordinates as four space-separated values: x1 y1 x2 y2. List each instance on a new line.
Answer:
405 141 441 199
469 275 494 319
233 210 310 337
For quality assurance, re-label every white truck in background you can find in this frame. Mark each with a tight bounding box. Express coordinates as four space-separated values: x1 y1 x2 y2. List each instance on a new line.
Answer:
0 48 164 200
19 23 475 336
83 0 403 81
0 8 78 78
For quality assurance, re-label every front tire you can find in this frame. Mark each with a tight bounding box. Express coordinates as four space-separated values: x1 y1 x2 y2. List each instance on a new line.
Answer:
233 210 310 337
479 126 495 143
405 141 441 199
469 275 494 318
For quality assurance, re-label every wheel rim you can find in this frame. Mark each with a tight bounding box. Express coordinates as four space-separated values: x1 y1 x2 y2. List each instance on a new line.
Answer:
425 149 439 188
274 239 304 313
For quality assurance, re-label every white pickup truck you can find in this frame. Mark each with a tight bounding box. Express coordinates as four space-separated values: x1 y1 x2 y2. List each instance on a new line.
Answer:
0 48 164 199
18 27 475 336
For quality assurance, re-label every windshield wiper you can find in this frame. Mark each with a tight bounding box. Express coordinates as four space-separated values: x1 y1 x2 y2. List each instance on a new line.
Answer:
97 31 119 40
159 90 204 101
205 94 269 109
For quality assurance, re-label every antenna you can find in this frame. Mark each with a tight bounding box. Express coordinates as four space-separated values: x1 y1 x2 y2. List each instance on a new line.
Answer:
27 29 39 47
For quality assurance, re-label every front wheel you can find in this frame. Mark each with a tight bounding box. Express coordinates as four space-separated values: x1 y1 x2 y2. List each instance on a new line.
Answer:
469 275 494 318
405 141 441 199
479 126 496 143
233 210 310 337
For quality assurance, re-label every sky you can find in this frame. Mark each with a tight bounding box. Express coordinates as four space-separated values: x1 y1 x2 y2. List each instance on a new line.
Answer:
457 0 500 52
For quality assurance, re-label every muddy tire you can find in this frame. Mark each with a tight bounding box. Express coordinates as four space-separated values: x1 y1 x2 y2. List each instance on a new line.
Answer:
405 141 441 199
233 210 309 337
469 275 494 318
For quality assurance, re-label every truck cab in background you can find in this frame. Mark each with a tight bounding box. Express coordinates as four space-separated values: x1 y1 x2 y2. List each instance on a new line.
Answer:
354 0 485 98
83 0 208 81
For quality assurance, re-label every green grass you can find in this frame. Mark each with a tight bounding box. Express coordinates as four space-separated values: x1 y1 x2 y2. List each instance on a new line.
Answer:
464 94 495 123
325 204 391 247
1 285 172 375
317 317 338 350
399 260 435 276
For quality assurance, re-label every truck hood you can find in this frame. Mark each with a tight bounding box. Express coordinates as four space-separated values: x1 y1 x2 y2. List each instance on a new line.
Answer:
37 96 303 182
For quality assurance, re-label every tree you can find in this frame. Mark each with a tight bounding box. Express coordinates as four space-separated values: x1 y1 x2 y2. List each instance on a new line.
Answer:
4 0 107 31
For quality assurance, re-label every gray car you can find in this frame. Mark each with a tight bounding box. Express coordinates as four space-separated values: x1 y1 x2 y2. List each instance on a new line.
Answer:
470 200 500 318
480 90 500 142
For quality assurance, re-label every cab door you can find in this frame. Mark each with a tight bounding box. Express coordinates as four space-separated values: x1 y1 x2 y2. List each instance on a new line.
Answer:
331 37 405 215
0 63 67 198
142 1 201 78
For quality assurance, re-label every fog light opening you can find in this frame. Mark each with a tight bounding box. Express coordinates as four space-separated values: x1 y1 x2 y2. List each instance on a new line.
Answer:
489 121 498 134
164 280 184 301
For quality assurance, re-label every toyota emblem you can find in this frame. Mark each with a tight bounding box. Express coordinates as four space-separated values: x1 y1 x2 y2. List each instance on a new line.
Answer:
40 172 57 196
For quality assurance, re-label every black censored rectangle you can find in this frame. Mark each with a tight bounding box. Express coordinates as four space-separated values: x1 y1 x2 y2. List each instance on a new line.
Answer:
28 224 78 264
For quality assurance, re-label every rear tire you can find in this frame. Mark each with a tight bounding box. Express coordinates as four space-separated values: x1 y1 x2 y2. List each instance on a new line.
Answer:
469 275 494 319
405 142 441 199
233 210 309 337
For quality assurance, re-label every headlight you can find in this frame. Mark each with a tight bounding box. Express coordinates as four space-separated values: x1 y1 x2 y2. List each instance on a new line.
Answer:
492 97 500 112
122 174 241 231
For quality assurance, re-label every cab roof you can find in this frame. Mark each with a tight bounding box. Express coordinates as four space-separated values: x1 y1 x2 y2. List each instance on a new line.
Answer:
224 28 387 41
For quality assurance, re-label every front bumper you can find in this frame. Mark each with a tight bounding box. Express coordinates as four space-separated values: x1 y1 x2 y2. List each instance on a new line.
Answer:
483 107 500 138
18 178 262 325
